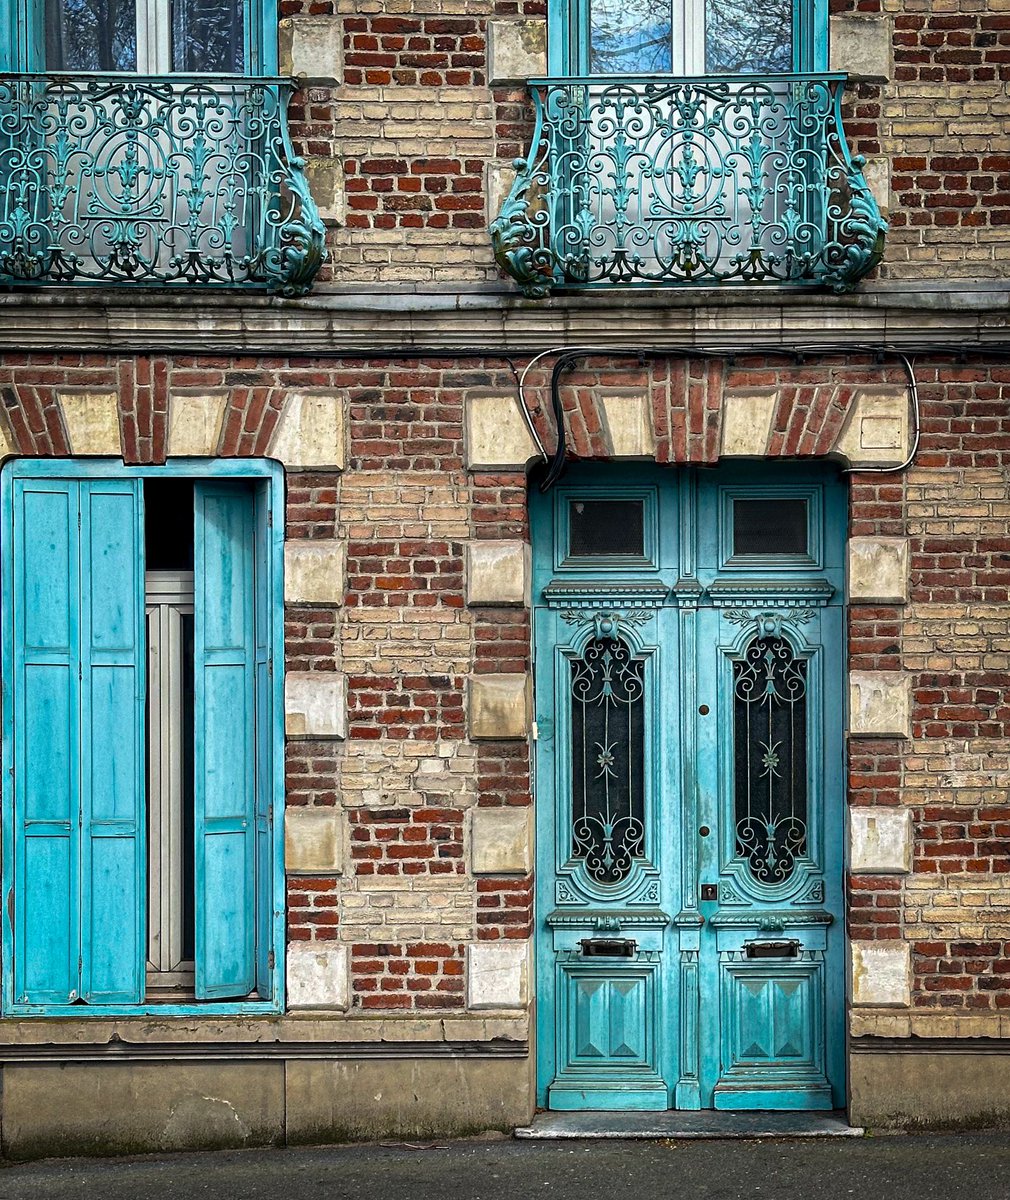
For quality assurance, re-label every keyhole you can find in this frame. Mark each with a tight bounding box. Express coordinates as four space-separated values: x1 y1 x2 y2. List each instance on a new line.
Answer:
699 704 710 716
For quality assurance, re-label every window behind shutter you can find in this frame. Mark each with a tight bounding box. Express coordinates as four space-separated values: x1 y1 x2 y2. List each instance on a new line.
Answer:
12 477 145 1006
193 481 257 999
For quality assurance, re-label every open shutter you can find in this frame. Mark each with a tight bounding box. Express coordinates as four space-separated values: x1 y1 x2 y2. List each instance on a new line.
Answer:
193 482 257 999
253 481 276 1000
12 479 82 1004
78 480 146 1004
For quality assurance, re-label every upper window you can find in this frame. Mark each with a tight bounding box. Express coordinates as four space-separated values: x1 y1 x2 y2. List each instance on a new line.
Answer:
46 0 247 72
3 462 283 1014
558 0 825 74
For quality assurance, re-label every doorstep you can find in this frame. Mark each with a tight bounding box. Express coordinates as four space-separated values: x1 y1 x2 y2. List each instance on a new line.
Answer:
515 1110 863 1139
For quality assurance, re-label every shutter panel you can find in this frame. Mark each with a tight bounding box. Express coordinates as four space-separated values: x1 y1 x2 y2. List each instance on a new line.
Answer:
253 481 276 1000
194 482 257 999
79 480 146 1004
12 479 82 1004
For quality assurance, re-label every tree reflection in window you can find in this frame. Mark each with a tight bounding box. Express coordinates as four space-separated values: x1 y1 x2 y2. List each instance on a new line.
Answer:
571 636 646 885
733 635 807 884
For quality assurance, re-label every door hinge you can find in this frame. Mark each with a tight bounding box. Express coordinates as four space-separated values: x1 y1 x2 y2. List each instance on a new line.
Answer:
267 949 275 970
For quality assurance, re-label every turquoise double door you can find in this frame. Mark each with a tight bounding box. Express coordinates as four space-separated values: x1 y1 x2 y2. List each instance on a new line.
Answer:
532 464 846 1111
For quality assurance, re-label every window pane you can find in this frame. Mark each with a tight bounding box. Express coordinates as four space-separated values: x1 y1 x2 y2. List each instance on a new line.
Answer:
590 0 672 73
734 636 808 884
571 637 646 885
705 0 793 73
45 0 138 70
733 498 807 556
569 499 645 557
173 0 245 72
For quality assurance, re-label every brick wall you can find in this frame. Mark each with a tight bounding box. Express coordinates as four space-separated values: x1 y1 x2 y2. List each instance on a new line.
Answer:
277 0 1010 284
5 350 1010 1014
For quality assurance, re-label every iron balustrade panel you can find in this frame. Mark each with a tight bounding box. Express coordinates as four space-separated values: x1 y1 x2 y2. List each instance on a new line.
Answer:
0 73 325 294
490 73 887 297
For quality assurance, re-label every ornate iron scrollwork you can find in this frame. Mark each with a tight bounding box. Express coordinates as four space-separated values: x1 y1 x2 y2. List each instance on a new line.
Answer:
733 635 808 884
570 635 646 885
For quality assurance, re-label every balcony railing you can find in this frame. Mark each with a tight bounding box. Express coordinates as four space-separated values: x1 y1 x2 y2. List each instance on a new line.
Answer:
0 73 325 295
491 74 887 298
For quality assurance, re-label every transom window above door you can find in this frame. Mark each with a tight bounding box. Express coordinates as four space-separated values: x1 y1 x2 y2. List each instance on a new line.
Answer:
587 0 794 75
46 0 248 73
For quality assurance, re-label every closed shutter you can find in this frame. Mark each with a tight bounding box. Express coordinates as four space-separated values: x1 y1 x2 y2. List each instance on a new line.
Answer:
253 480 276 1000
12 478 145 1006
193 481 257 999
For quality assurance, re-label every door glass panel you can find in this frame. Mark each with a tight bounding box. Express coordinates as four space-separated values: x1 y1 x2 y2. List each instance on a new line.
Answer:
705 0 793 73
569 499 645 557
45 0 139 70
571 636 646 884
733 635 807 884
733 498 808 556
172 0 245 72
590 0 673 73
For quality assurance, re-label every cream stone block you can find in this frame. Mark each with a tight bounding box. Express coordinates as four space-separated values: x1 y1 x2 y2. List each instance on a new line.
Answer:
285 672 347 740
286 943 350 1011
599 393 656 459
467 941 529 1010
466 540 529 607
488 19 546 84
851 941 910 1008
720 389 777 458
167 391 227 457
464 392 539 471
850 807 912 874
471 807 533 875
278 16 342 84
285 808 345 875
849 672 910 739
862 157 891 218
304 157 345 226
285 540 346 606
269 390 346 471
485 161 514 225
829 15 893 82
468 674 530 740
833 386 910 470
58 391 121 457
848 537 909 604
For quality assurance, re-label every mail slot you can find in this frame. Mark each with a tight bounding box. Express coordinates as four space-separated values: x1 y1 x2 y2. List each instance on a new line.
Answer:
580 937 637 958
745 939 800 959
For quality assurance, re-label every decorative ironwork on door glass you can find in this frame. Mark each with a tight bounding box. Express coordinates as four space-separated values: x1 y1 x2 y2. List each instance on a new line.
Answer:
570 636 645 884
733 635 808 884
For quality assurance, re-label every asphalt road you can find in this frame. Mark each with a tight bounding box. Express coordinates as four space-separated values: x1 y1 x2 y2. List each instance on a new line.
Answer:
1 1133 1009 1200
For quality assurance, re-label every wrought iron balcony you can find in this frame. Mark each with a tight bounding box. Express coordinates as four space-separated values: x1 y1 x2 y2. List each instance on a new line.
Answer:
491 74 887 298
0 73 325 295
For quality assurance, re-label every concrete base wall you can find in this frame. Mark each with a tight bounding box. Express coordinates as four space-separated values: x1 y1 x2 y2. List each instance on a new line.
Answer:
0 1055 534 1161
851 1050 1010 1130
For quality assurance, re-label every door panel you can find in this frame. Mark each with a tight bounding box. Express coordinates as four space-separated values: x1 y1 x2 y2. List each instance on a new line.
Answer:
534 463 845 1112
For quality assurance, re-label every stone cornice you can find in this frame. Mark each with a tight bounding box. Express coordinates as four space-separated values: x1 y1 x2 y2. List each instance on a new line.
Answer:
0 281 1008 355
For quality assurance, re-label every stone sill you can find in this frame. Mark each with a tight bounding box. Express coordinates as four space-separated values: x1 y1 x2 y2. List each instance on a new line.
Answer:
852 1009 1010 1040
0 1011 530 1050
0 280 1007 353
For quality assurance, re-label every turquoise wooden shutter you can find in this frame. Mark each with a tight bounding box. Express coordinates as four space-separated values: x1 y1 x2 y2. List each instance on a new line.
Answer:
78 480 146 1004
12 479 82 1004
253 481 275 1000
193 482 257 999
12 477 145 1006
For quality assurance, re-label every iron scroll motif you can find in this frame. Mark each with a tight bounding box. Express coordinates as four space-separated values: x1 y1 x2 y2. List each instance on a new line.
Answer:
570 635 646 885
490 74 886 297
0 74 326 294
733 635 808 884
